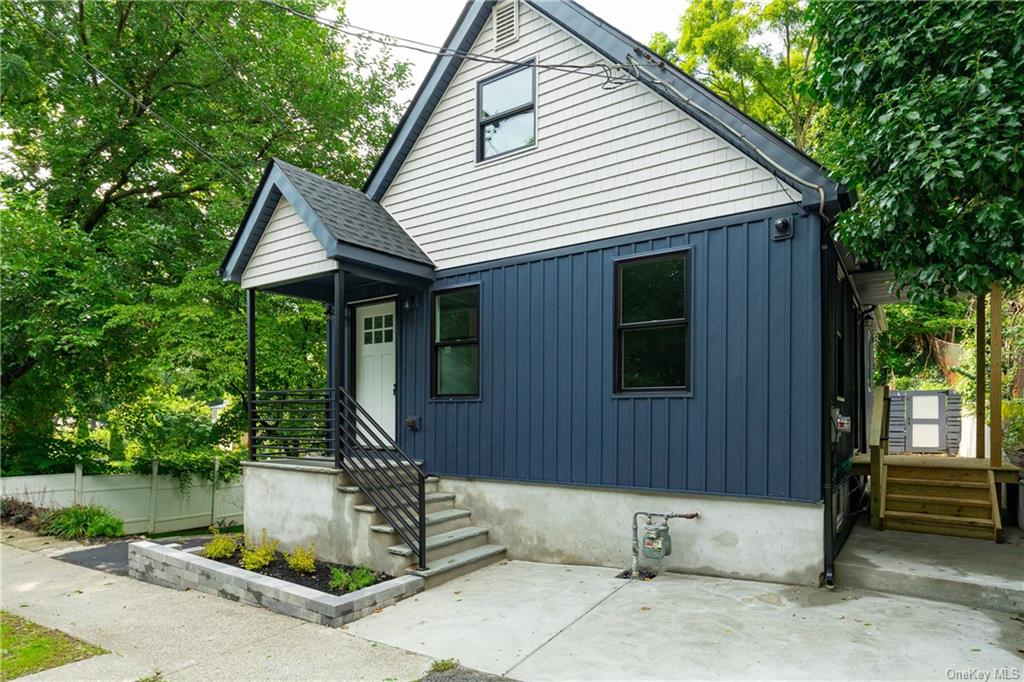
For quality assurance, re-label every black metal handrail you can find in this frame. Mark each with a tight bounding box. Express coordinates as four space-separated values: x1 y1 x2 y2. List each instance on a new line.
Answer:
335 387 427 570
247 387 428 569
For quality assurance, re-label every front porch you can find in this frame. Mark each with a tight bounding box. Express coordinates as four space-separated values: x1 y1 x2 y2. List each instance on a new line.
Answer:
220 159 508 582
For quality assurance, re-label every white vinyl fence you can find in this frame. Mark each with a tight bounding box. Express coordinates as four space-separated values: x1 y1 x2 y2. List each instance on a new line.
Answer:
1 460 243 535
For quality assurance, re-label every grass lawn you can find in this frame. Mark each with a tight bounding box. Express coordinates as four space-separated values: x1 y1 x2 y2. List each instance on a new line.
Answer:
0 611 105 680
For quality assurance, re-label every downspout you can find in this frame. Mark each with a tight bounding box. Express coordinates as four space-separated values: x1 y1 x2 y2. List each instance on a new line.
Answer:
820 225 836 589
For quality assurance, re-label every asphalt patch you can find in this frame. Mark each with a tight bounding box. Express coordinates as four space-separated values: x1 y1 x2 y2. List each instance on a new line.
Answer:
55 537 207 576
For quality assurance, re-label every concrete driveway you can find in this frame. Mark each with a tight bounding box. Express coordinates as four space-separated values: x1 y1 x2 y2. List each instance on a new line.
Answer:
348 560 1024 680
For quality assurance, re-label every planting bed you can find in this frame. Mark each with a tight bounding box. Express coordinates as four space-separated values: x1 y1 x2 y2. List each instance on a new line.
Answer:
129 541 423 627
217 554 392 595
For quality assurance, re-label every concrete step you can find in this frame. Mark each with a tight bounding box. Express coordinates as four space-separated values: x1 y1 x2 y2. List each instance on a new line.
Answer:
354 492 455 516
370 508 471 536
387 525 489 559
406 544 507 588
337 476 439 496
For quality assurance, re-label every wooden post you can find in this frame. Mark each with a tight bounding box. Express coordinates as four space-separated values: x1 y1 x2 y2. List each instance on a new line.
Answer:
990 285 1002 468
975 293 985 459
868 386 887 529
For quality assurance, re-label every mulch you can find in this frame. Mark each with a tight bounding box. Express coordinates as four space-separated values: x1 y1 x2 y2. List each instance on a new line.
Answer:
216 553 392 594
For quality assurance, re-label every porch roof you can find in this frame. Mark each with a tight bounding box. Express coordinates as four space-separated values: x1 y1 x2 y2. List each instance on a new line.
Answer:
220 159 434 288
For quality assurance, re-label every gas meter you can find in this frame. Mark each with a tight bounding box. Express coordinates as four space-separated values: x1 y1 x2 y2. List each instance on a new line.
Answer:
642 521 672 559
630 510 700 579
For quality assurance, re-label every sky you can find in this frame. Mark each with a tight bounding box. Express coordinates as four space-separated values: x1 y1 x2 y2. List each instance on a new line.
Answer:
343 0 686 103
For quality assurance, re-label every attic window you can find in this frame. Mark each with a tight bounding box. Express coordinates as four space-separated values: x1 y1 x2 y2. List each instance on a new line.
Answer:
477 61 536 161
493 1 519 48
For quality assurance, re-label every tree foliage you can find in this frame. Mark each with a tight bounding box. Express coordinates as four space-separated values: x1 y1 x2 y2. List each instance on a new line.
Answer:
651 0 818 149
810 0 1024 300
1 0 408 471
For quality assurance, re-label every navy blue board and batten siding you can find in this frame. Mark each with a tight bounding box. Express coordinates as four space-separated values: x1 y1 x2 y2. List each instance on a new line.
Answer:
394 205 823 503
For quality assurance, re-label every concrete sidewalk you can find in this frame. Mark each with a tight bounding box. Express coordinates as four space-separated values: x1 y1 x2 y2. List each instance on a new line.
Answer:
349 560 1024 680
1 543 432 681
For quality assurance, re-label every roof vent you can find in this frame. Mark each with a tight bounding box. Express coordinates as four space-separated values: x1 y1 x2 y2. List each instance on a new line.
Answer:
493 1 519 49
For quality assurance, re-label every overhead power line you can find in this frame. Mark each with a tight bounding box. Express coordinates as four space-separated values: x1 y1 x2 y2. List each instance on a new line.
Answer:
258 0 636 89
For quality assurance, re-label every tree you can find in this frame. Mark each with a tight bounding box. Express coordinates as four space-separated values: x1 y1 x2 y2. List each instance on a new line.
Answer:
651 0 818 150
809 0 1024 301
1 1 408 465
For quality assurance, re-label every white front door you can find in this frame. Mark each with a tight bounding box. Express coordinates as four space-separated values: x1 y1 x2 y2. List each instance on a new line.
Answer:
355 300 397 441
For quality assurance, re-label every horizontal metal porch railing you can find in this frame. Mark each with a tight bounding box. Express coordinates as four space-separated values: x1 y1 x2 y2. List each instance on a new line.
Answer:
248 388 428 569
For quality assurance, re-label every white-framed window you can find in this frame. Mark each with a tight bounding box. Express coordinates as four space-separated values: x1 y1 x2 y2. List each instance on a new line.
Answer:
476 60 536 161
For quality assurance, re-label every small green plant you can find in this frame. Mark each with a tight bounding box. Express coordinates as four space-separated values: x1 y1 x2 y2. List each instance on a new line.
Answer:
328 566 350 593
285 543 317 574
348 566 376 591
327 565 377 593
238 529 278 571
430 659 459 673
200 527 239 559
40 505 124 539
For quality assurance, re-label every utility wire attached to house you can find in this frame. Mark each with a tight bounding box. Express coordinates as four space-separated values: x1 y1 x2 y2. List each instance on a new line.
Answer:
258 0 635 90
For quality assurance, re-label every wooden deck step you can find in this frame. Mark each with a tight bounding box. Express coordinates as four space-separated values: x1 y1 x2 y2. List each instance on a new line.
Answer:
886 477 988 488
885 494 993 519
884 510 997 541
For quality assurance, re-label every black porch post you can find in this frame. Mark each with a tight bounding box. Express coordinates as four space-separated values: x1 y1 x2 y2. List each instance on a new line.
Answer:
246 288 257 461
331 269 345 468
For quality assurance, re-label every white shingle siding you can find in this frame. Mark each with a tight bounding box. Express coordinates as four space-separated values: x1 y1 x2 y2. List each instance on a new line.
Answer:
381 2 801 269
241 197 336 289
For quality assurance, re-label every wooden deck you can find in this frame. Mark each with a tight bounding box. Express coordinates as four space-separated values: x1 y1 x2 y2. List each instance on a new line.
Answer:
851 454 1021 484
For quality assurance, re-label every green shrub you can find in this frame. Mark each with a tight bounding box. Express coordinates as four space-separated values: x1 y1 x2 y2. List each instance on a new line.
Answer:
348 566 376 591
328 566 350 593
41 505 123 539
285 544 316 574
327 565 377 593
201 527 239 559
238 529 278 571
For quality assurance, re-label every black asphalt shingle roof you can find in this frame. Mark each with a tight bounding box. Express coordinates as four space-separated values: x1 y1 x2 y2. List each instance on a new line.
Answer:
274 159 433 267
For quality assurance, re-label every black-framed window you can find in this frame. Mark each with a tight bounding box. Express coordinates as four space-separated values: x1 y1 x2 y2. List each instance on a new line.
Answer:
614 251 690 392
432 286 480 397
477 61 535 161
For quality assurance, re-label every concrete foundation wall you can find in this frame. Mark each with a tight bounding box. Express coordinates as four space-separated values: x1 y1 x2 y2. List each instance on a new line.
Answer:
241 461 410 574
439 478 824 586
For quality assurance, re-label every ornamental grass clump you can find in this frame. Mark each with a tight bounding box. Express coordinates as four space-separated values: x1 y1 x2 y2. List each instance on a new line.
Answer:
328 565 377 593
201 527 239 559
285 544 317 574
40 505 123 539
239 529 278 571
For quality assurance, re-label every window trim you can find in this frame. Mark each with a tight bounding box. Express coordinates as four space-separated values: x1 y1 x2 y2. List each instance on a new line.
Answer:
613 248 692 395
431 284 482 399
475 60 537 163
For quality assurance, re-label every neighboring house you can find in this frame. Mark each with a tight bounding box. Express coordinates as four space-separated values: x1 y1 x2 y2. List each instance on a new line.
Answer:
221 0 893 588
